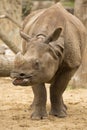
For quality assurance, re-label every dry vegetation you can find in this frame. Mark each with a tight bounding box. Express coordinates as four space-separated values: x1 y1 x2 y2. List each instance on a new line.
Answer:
0 0 21 47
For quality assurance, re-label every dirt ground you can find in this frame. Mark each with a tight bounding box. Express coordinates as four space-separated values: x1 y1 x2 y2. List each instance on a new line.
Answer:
0 77 87 130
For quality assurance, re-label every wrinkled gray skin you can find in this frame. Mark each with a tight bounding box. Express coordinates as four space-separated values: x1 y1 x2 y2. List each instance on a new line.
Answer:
11 3 87 120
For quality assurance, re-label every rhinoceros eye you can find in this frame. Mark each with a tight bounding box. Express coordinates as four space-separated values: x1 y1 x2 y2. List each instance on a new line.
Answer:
34 60 40 70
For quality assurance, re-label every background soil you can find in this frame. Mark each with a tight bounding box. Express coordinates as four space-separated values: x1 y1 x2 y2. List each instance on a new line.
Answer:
0 77 87 130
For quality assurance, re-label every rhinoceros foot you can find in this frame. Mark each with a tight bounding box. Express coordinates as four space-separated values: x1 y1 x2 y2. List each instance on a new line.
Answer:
49 104 67 118
31 110 47 120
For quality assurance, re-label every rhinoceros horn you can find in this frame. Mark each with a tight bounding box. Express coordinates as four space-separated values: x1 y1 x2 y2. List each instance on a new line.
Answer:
14 52 25 67
20 31 31 41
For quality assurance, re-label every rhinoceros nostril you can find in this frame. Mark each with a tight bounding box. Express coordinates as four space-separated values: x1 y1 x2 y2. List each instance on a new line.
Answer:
19 73 33 78
19 73 25 77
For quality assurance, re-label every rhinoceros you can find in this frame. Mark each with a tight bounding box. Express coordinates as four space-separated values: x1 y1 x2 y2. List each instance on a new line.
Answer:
11 3 87 119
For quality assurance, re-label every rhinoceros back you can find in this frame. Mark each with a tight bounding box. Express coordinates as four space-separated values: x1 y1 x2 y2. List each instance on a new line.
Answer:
21 3 87 68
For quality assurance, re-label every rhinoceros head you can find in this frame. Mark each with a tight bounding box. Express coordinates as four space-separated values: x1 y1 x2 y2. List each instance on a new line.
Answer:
11 28 64 86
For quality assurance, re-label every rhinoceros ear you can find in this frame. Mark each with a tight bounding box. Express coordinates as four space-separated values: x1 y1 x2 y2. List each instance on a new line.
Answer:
44 27 62 44
20 31 30 41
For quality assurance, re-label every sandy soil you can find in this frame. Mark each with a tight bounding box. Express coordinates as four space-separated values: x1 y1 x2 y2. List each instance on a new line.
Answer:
0 77 87 130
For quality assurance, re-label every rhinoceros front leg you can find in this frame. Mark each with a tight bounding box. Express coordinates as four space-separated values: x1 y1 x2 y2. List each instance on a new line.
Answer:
50 68 78 118
31 83 47 120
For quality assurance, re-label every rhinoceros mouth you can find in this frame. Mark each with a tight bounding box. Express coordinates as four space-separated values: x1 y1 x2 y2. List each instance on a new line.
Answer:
13 78 30 86
11 72 33 86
